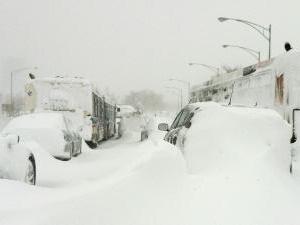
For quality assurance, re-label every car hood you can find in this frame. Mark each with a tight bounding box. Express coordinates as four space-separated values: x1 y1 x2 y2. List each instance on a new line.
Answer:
1 128 65 157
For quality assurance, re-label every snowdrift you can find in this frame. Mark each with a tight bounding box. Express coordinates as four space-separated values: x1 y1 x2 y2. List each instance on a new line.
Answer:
184 102 291 175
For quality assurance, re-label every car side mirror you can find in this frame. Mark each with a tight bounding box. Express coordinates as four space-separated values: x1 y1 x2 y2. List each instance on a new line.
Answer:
158 123 169 131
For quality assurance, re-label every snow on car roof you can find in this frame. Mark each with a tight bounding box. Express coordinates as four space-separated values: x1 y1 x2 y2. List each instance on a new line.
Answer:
187 101 279 116
183 102 291 175
3 113 65 131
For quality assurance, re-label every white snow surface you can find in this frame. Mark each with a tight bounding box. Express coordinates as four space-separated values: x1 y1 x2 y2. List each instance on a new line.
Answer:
2 113 67 158
184 102 291 174
3 113 66 130
1 108 300 225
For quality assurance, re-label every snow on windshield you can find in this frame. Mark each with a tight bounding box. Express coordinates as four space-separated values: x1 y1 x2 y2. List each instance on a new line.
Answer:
3 113 65 131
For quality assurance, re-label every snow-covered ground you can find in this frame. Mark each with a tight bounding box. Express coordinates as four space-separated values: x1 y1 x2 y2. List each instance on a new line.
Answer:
0 109 300 225
0 116 10 130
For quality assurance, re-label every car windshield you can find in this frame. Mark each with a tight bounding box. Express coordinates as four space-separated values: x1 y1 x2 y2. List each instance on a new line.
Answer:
176 109 190 127
170 110 183 129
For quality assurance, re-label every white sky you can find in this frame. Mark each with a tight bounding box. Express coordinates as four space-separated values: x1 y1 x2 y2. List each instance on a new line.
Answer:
0 0 299 102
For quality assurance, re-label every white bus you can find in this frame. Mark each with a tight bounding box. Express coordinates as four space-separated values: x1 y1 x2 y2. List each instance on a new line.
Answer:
190 51 300 143
25 76 116 148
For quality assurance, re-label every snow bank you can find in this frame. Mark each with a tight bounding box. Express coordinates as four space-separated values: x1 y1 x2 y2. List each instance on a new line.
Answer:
184 102 291 175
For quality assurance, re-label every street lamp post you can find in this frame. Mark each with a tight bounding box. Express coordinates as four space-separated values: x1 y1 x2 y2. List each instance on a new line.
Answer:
222 44 261 63
168 78 190 102
188 63 220 74
218 17 271 60
165 86 183 110
10 67 38 115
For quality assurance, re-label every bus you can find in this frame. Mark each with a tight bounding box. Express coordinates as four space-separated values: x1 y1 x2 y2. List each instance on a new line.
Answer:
190 51 300 143
25 76 116 148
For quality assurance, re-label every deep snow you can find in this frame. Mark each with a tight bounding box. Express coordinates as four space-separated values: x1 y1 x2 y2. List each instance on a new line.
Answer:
0 109 300 225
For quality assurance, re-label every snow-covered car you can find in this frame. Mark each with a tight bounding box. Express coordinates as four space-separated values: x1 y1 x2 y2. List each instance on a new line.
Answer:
158 103 197 148
116 105 149 141
0 134 36 185
158 102 291 152
70 131 82 156
118 114 150 141
63 115 83 157
117 105 140 118
2 113 82 160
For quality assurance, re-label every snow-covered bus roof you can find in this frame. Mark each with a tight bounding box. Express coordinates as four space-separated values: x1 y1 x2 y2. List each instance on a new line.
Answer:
28 76 101 95
191 51 300 93
28 76 116 105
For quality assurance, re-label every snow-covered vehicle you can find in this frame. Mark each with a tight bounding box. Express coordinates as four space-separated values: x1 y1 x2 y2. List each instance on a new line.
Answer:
158 102 290 153
189 50 300 144
159 101 291 179
158 103 199 149
116 105 149 141
117 105 140 118
25 76 117 148
116 105 139 138
2 113 82 160
0 133 36 185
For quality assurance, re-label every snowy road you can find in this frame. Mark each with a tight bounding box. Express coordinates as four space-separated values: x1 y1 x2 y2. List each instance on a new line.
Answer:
0 129 184 225
1 117 300 225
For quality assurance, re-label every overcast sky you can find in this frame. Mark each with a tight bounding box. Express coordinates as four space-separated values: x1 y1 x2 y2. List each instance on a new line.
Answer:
0 0 299 102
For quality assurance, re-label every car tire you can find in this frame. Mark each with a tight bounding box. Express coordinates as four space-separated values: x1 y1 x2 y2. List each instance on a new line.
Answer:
85 140 97 149
172 137 177 145
75 138 82 157
69 145 73 160
24 155 36 185
79 138 82 154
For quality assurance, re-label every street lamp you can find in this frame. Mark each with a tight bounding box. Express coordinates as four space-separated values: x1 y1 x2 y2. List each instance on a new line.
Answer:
222 44 261 63
218 17 271 60
165 86 183 109
10 66 38 115
168 78 190 102
188 63 220 74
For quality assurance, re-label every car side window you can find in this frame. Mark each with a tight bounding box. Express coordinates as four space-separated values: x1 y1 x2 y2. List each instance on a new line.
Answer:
170 110 184 130
177 109 190 127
